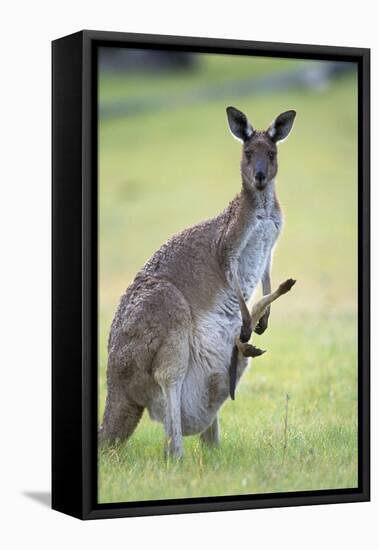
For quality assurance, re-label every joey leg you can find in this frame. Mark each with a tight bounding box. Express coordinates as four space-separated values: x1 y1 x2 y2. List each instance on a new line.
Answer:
250 278 297 329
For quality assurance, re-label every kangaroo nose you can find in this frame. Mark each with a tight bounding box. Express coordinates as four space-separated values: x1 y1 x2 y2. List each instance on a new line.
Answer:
255 171 266 184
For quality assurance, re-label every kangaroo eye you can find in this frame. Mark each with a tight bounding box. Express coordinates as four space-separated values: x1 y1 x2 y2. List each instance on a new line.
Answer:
245 151 252 161
268 151 276 161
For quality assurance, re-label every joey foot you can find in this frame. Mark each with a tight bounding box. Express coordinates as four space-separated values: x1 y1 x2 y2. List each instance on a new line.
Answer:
278 278 296 295
235 337 266 358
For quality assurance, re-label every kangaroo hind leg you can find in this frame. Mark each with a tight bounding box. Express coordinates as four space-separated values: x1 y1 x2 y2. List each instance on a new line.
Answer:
201 415 220 447
153 331 189 459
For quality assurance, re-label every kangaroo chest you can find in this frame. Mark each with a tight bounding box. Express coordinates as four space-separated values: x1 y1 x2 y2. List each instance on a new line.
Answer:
238 212 281 296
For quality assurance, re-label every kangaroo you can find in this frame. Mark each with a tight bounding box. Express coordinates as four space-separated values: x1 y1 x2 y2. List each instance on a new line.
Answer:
100 106 297 458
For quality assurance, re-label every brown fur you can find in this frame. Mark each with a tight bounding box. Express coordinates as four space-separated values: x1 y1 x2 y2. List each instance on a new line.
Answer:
100 107 297 458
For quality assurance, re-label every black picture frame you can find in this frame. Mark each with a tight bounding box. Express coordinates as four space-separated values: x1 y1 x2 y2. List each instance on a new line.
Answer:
52 30 370 520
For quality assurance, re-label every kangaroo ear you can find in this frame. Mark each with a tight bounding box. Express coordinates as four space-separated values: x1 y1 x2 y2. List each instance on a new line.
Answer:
267 110 296 143
226 106 254 142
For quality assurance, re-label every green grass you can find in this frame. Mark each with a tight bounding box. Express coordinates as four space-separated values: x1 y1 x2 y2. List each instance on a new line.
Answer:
98 54 358 503
99 315 357 502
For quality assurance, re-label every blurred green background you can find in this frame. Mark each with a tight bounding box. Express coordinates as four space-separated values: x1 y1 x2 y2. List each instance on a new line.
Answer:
98 49 358 504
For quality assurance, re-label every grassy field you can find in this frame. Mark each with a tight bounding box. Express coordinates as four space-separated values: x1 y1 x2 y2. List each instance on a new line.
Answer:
98 54 358 503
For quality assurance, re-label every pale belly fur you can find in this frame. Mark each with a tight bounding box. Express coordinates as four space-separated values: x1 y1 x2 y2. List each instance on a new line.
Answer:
147 217 279 435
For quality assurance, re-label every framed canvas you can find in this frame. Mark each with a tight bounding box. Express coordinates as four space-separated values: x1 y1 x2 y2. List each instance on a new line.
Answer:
52 30 370 520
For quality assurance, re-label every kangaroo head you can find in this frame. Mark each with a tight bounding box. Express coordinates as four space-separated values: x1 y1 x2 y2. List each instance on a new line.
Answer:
226 106 296 191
